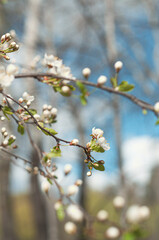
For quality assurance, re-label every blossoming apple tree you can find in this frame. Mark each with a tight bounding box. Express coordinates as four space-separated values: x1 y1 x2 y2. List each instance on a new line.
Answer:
0 32 156 239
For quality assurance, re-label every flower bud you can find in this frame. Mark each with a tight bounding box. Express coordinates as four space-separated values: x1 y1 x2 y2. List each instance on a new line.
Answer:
139 206 150 221
64 164 72 175
97 75 107 85
64 222 77 235
70 139 79 145
34 114 41 121
67 184 79 196
126 205 141 224
1 127 6 134
75 179 83 186
33 166 39 175
154 102 159 113
1 117 5 121
43 109 50 118
61 86 70 94
66 204 84 222
105 227 120 239
2 139 8 147
41 180 51 193
82 67 91 78
97 210 108 221
87 171 92 177
113 196 125 209
51 107 57 116
114 61 123 73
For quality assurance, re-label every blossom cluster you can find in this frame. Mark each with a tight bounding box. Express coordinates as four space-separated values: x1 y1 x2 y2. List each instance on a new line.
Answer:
90 127 110 151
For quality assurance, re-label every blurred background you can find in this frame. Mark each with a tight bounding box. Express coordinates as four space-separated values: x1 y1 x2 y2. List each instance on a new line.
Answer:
0 0 159 239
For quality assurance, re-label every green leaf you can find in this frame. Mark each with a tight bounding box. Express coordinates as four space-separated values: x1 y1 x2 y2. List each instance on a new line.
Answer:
118 81 134 92
122 232 136 240
111 77 118 88
90 139 105 153
76 81 87 94
50 146 61 157
25 109 37 115
56 205 65 221
2 106 13 115
8 137 16 146
68 84 76 91
80 95 87 105
18 124 25 135
155 119 159 125
47 178 53 185
93 163 105 171
42 127 58 136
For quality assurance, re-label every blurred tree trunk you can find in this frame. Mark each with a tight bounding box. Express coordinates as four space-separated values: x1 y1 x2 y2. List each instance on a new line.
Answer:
29 146 48 240
0 154 17 240
23 1 49 240
105 0 125 189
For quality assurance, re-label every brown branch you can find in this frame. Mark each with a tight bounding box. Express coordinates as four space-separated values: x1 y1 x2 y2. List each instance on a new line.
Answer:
14 73 156 114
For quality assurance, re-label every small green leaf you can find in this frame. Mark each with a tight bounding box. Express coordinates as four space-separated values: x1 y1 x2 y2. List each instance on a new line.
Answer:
93 163 105 171
111 77 118 88
25 109 37 115
50 146 61 157
90 139 105 153
118 81 134 92
42 127 58 136
18 124 25 135
76 81 87 94
56 205 65 221
122 232 136 240
155 119 159 125
142 109 147 115
8 138 16 146
2 106 13 115
80 95 87 105
47 178 53 185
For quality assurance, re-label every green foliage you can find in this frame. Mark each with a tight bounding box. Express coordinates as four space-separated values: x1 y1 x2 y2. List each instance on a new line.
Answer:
18 124 25 135
8 137 16 145
111 77 118 88
76 81 88 105
155 119 159 125
50 146 61 157
25 109 37 116
93 163 105 171
118 81 134 92
41 127 58 136
122 228 146 240
56 205 65 221
90 139 105 153
2 106 13 119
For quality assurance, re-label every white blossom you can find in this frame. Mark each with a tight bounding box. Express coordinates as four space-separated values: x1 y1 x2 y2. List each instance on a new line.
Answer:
139 206 150 221
97 137 110 151
54 201 62 210
41 180 51 193
92 127 104 138
34 114 41 121
126 205 141 224
113 196 125 209
51 107 57 116
67 184 79 196
66 204 84 222
22 92 34 102
64 222 77 235
97 210 109 221
105 227 120 239
0 64 18 87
